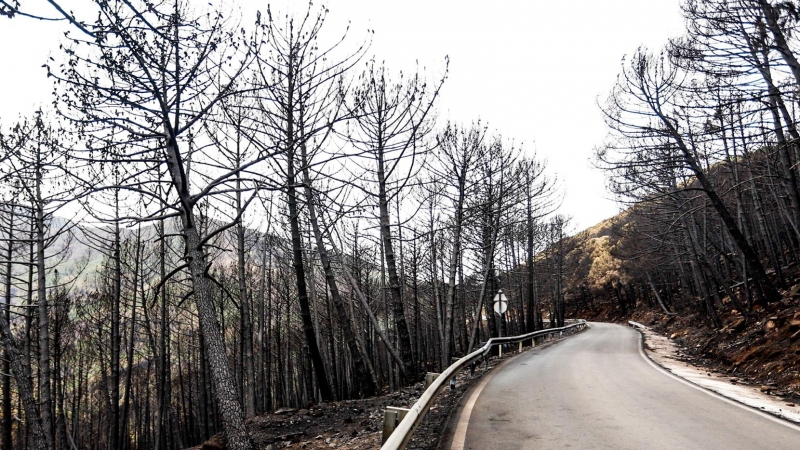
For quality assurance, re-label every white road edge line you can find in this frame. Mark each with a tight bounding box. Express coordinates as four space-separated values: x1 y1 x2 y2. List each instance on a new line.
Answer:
635 329 800 433
448 358 503 450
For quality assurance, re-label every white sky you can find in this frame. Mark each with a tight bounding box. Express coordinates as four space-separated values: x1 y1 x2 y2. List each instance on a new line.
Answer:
0 0 685 231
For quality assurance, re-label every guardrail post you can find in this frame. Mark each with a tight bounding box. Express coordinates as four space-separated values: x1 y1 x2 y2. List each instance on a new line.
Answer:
518 341 523 353
425 372 440 388
498 344 503 357
382 406 410 444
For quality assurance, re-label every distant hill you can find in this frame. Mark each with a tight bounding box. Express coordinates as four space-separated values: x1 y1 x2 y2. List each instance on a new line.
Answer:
4 214 288 303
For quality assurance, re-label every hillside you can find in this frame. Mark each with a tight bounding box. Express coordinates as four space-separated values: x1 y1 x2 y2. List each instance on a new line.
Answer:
558 206 800 402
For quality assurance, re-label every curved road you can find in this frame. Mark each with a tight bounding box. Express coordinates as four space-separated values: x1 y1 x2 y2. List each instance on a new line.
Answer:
445 322 800 450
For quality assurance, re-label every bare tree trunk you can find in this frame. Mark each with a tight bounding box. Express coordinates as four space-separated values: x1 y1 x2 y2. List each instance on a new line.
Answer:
300 147 377 396
429 218 444 370
152 218 166 450
324 226 407 374
2 205 14 450
256 230 267 413
646 273 676 316
235 170 256 417
653 107 780 304
761 1 800 91
442 186 465 369
110 191 121 450
0 309 48 450
377 152 415 379
525 181 539 332
556 219 565 327
746 35 800 241
121 225 141 450
467 209 503 352
24 220 34 450
163 135 253 450
285 142 333 402
35 151 55 450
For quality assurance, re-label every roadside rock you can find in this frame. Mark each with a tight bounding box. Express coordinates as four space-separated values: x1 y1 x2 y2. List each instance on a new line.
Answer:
730 318 746 332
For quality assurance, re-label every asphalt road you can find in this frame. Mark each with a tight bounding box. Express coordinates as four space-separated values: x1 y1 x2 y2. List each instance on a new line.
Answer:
445 322 800 450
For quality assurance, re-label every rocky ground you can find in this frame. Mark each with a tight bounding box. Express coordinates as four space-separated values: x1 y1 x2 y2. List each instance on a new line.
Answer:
191 351 520 450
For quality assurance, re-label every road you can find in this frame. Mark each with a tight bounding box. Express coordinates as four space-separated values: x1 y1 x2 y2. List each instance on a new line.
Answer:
444 322 800 450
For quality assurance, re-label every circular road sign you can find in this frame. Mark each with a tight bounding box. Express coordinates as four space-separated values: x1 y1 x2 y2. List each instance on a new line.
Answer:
493 290 508 315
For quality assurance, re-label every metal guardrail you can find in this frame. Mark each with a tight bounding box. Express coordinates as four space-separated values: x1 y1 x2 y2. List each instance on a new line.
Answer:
380 319 589 449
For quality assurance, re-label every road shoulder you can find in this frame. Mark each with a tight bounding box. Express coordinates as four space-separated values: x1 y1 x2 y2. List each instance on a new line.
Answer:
630 321 800 425
436 337 575 450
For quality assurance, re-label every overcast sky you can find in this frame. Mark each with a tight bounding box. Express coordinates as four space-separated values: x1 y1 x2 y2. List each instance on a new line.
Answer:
0 0 685 231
